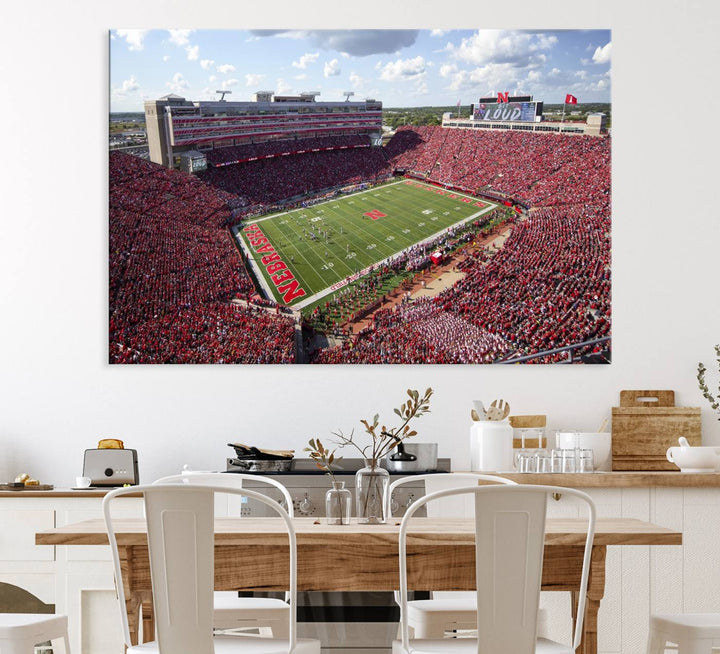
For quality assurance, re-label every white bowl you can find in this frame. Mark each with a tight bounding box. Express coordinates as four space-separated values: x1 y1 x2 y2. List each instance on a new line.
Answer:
555 432 612 471
666 446 720 472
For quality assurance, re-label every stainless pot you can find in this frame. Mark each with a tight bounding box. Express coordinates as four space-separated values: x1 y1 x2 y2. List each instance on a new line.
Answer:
384 443 438 472
228 458 293 472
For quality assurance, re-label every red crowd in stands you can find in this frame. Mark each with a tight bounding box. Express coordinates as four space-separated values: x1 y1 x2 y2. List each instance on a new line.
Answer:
205 134 370 167
314 126 611 363
200 146 390 210
110 125 611 363
109 152 295 364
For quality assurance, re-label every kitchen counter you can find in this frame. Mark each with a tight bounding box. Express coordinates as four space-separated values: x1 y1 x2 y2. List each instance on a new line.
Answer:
4 472 720 496
0 488 136 498
457 471 720 487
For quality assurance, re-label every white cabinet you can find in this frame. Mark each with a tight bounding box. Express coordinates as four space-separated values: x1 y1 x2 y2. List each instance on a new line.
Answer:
0 493 142 654
540 486 719 654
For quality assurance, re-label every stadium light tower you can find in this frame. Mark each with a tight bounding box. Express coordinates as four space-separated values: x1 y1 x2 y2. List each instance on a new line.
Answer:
216 90 232 101
343 91 355 102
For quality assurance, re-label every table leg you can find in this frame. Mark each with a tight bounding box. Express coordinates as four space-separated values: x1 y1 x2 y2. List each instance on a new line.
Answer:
571 545 606 654
140 591 154 643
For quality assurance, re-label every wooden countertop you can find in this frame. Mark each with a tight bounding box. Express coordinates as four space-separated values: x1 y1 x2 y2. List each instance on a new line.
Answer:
3 471 720 498
0 488 136 498
462 471 720 487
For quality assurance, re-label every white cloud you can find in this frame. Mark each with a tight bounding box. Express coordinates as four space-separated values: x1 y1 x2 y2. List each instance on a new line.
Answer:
217 64 236 74
186 45 199 61
349 72 366 89
431 30 448 38
120 75 139 92
324 58 341 77
115 30 148 52
209 75 217 83
592 42 612 64
453 30 558 67
168 30 193 47
111 74 141 101
379 56 426 82
246 73 266 87
220 79 239 90
166 72 189 94
292 52 319 69
162 55 170 62
276 78 292 95
200 59 214 70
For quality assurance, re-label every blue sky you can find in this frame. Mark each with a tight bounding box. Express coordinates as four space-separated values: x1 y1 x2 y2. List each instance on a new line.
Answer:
110 29 611 113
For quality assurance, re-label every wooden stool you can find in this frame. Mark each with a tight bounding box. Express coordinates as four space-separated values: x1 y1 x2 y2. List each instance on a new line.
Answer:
647 614 720 653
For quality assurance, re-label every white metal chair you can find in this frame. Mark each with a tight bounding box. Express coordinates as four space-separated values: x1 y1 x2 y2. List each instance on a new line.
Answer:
386 473 518 638
0 613 70 654
103 483 320 654
393 484 596 654
647 613 720 653
153 472 292 637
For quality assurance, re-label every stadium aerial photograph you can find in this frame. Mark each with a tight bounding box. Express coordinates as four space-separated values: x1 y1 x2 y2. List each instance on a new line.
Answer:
109 29 611 364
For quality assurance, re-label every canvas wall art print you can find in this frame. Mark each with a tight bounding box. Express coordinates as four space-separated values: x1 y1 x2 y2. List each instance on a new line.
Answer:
109 29 611 364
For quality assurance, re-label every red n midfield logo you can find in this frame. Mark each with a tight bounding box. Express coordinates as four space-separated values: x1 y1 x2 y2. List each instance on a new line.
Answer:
364 209 387 220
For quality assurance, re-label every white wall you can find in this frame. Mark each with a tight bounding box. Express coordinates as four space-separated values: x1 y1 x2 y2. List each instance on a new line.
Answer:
0 0 718 486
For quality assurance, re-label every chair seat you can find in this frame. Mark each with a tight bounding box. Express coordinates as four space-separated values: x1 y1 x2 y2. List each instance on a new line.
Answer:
391 636 573 654
0 613 68 639
214 595 289 614
408 599 478 615
651 613 720 637
128 635 320 654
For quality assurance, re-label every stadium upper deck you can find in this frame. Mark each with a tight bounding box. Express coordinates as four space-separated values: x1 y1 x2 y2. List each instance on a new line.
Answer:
145 92 383 169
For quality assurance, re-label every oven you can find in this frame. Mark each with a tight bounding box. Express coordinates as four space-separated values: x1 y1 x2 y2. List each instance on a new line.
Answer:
225 457 451 654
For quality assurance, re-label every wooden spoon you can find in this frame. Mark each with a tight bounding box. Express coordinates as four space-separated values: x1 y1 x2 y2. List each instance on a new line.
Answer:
487 399 511 421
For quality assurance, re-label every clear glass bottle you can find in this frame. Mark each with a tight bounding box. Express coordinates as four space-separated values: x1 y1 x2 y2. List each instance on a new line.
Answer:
355 465 390 524
325 480 352 525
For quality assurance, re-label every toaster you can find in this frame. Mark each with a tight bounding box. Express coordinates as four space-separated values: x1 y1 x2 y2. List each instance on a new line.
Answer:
82 449 139 486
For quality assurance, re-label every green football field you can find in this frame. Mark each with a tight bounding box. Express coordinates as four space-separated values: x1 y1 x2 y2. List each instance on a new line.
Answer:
234 179 498 309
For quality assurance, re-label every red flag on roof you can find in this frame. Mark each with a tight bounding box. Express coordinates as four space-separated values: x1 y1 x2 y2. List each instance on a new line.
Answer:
565 94 578 105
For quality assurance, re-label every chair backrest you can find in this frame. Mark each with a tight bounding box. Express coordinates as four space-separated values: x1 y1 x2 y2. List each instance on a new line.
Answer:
153 471 295 517
396 484 595 654
103 484 297 654
385 472 516 519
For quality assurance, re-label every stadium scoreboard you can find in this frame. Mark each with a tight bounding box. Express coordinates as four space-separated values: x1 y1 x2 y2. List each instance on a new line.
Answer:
471 95 543 123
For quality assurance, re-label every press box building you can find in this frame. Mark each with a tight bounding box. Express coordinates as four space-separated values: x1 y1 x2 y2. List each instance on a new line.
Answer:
144 92 383 169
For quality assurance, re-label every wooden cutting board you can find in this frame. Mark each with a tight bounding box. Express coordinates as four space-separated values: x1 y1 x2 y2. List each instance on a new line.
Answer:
611 390 701 470
0 484 54 491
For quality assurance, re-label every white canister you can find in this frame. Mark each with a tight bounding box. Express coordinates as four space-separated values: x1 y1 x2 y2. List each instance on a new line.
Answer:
470 420 514 471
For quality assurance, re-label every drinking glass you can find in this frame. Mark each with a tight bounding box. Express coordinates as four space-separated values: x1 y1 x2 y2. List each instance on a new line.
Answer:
535 450 551 473
578 449 595 473
560 449 577 473
517 451 536 473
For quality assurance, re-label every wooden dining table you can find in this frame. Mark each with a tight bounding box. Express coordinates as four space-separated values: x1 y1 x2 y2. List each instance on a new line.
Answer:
36 516 681 654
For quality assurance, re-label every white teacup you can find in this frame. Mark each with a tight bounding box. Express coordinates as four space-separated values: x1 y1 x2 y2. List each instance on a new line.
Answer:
666 446 720 472
75 476 92 488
